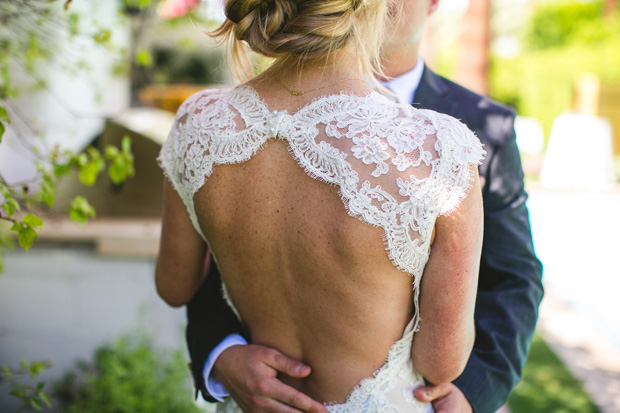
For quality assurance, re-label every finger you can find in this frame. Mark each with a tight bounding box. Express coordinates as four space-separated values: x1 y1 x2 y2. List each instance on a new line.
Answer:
254 396 312 413
266 350 312 378
269 380 328 413
413 382 453 402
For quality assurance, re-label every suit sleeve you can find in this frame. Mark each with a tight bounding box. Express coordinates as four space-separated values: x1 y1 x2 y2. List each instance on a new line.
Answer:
186 259 248 402
452 117 544 413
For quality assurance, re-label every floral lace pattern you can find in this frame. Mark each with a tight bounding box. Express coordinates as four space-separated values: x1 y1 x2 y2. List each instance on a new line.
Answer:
158 85 484 411
158 84 484 319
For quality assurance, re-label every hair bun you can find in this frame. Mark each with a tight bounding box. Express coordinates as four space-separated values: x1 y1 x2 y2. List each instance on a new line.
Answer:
226 0 298 56
226 0 297 28
214 0 386 79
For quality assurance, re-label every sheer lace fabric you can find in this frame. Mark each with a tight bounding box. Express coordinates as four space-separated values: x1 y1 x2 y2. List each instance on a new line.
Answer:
158 85 484 412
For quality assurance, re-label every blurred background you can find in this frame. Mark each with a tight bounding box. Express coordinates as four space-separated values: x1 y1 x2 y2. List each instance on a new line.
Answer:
0 0 618 411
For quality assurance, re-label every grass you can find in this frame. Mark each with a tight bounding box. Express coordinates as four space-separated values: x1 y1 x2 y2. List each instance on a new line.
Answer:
507 333 600 413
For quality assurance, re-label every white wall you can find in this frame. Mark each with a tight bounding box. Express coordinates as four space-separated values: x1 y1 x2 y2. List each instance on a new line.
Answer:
0 244 187 411
0 1 130 184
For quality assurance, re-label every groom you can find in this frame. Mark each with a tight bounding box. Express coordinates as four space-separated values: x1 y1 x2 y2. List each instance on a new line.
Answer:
185 1 543 412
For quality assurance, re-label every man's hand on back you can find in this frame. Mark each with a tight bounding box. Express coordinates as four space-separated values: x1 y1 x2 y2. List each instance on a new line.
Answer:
214 344 328 413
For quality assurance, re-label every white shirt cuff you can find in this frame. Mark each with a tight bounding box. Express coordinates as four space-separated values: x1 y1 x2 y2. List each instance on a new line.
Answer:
203 334 248 402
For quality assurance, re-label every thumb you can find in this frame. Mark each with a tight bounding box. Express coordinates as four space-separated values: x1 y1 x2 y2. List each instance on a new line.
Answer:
267 351 312 378
414 383 452 402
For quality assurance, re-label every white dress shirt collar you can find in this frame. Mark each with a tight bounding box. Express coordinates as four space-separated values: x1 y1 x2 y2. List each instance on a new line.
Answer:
379 56 425 105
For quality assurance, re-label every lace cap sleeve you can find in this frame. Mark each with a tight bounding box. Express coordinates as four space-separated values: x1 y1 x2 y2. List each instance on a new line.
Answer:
157 88 229 240
423 110 486 216
158 91 198 198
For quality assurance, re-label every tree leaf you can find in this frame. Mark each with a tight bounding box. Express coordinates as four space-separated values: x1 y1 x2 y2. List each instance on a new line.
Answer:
29 361 47 378
30 398 41 411
10 388 28 398
0 183 10 198
105 146 119 158
135 48 154 68
53 163 71 178
39 391 51 408
2 198 20 218
39 173 55 208
17 225 37 251
0 121 5 144
78 161 101 186
107 142 135 184
69 196 96 225
23 213 43 230
93 29 111 45
67 13 79 36
122 136 132 152
76 153 88 167
0 106 9 124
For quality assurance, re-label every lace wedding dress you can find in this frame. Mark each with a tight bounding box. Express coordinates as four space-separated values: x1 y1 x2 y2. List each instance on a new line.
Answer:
158 85 485 412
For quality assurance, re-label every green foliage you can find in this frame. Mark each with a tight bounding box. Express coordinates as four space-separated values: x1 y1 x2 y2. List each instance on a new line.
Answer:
2 197 20 218
526 1 606 50
67 12 80 37
0 137 134 261
0 0 120 101
11 213 43 251
105 136 135 184
53 338 202 413
92 29 112 45
151 46 225 85
0 104 8 143
0 105 9 123
37 169 56 208
123 0 156 10
508 334 600 412
135 48 155 68
490 0 620 137
69 196 96 225
0 359 53 412
76 147 105 187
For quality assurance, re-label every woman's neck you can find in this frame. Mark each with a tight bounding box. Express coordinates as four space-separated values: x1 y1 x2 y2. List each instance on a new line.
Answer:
258 50 368 94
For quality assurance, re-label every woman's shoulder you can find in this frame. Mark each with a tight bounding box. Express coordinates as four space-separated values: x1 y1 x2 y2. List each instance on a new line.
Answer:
174 87 232 118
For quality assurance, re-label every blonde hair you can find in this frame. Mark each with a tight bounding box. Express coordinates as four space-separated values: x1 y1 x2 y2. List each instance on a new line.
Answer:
210 0 389 81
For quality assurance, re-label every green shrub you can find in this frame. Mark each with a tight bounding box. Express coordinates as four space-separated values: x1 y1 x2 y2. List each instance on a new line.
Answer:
490 0 620 138
53 338 203 413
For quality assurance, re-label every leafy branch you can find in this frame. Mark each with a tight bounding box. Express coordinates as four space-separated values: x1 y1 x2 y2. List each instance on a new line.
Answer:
0 359 53 412
0 2 152 411
0 134 135 254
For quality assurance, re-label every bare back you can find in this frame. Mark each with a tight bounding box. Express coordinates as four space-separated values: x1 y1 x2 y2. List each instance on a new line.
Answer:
158 81 485 404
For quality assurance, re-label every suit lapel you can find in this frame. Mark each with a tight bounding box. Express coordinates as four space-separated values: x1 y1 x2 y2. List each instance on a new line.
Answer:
412 67 458 116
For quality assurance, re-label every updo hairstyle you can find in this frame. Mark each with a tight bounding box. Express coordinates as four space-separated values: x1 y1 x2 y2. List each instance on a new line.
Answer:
211 0 389 80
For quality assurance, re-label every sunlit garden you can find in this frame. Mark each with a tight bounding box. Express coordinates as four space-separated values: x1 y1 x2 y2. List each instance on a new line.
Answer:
1 0 620 412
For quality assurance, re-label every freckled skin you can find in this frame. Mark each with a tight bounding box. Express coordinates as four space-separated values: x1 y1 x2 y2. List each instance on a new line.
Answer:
192 125 481 401
194 139 415 402
160 71 482 404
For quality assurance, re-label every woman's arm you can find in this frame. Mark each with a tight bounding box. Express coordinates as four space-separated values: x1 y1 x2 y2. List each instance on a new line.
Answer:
411 165 484 385
156 178 208 307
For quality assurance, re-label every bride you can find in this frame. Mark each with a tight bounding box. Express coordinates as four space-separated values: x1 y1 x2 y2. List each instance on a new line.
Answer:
156 0 484 411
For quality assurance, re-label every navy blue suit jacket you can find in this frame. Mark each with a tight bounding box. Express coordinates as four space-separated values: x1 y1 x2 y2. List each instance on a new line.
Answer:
185 67 544 413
